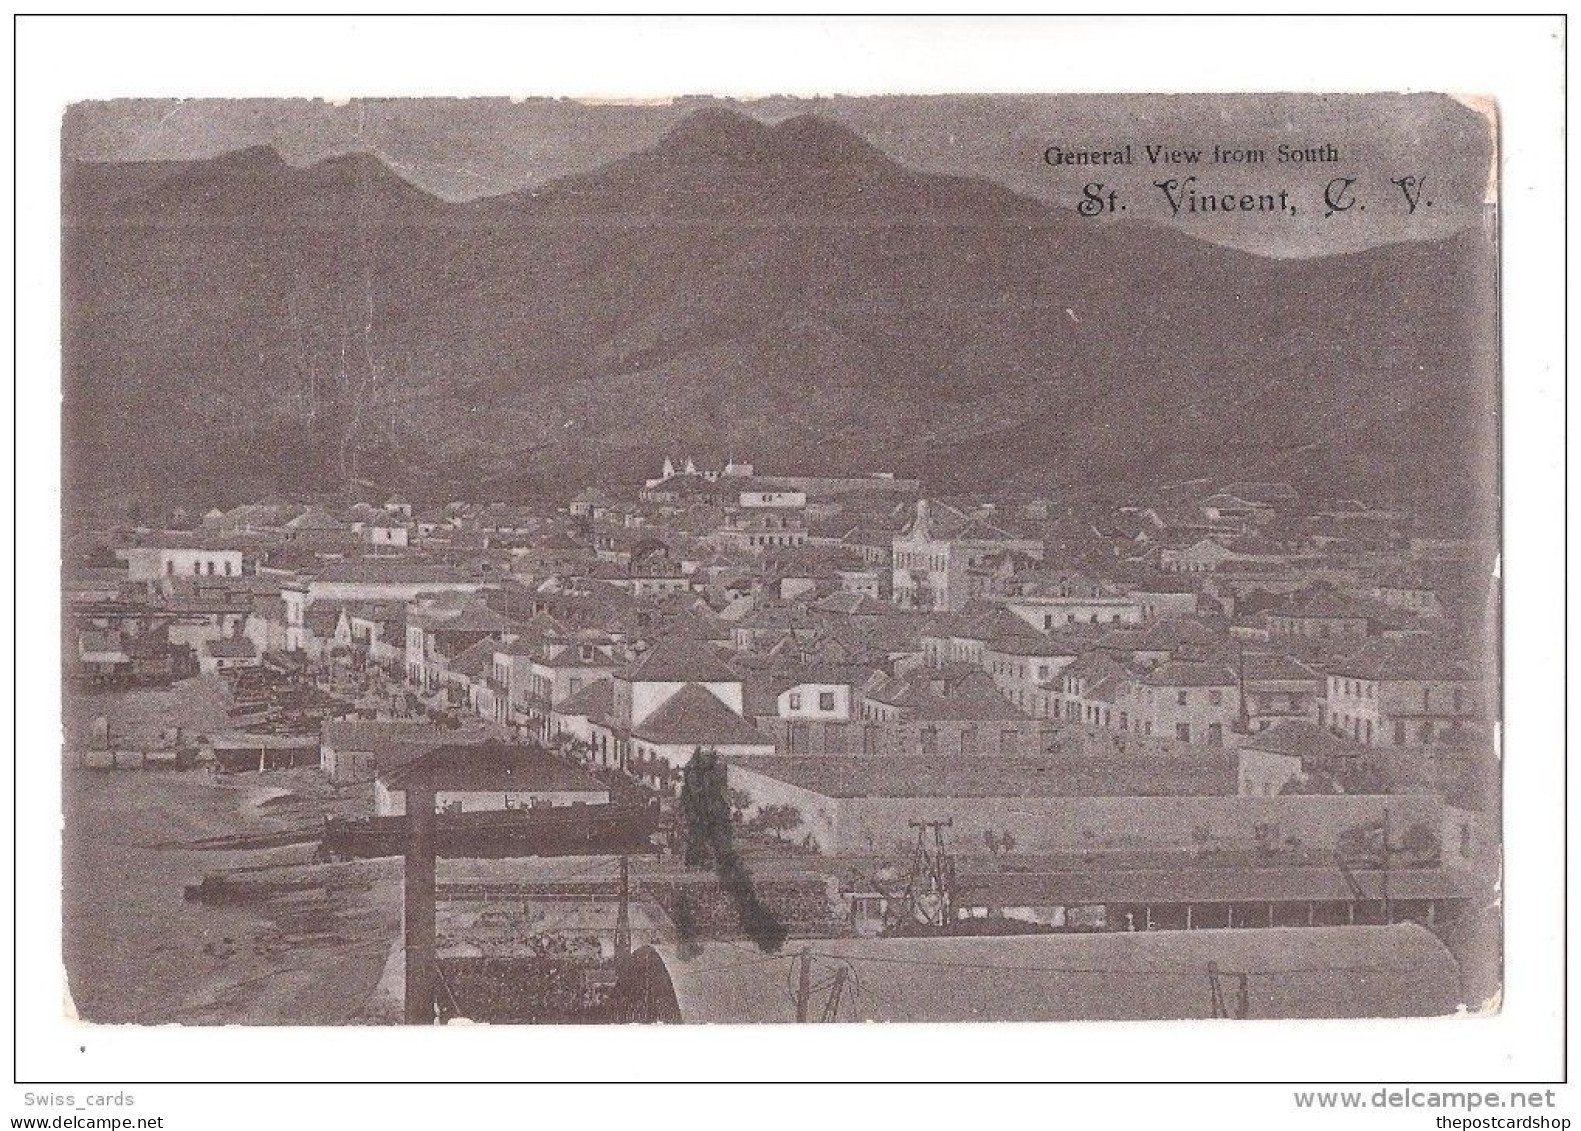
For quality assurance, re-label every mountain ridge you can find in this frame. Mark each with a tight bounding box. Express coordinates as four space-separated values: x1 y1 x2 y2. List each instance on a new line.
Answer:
62 109 1498 519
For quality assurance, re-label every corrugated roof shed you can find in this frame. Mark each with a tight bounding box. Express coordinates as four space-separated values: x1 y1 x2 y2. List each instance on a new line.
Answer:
624 925 1461 1022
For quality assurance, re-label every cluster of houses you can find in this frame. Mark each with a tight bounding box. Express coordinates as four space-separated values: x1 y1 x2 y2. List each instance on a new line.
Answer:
66 460 1494 873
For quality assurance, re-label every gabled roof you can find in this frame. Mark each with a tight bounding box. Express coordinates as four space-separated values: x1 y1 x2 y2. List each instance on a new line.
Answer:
1243 720 1366 763
1133 617 1222 650
1060 652 1130 687
1328 638 1477 682
554 678 614 722
633 684 770 747
304 601 349 636
985 629 1080 658
1242 652 1323 684
865 668 1024 721
322 719 447 750
286 507 345 531
1142 661 1237 688
447 635 502 679
381 742 606 794
622 637 740 684
437 603 511 634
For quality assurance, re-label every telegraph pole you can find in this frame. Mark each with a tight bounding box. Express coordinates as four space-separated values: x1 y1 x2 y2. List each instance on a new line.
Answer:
907 819 955 929
821 965 850 1023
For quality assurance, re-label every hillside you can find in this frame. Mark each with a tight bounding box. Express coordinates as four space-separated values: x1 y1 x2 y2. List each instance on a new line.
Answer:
62 107 1498 517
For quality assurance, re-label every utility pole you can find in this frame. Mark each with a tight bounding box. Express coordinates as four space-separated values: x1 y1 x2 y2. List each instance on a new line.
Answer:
794 947 813 1023
1234 637 1250 734
907 819 955 929
821 965 850 1023
404 765 438 1025
1207 962 1250 1019
614 854 632 965
1381 805 1392 924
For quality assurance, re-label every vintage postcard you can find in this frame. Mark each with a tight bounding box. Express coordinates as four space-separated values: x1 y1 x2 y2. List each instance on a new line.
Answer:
60 91 1500 1027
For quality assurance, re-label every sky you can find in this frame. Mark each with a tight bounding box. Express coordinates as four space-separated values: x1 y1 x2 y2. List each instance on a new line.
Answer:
63 93 1495 258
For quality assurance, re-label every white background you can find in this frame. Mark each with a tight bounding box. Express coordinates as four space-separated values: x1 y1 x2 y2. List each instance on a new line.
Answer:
6 10 1567 1125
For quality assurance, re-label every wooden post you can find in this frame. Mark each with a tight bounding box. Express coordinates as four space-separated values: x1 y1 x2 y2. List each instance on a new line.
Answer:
404 767 438 1025
615 855 632 965
794 947 813 1023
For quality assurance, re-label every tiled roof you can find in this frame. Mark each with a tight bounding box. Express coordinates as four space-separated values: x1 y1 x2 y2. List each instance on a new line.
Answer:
865 669 1024 721
1142 661 1237 688
1327 639 1476 682
633 684 770 747
447 636 502 679
1242 653 1322 683
554 678 614 722
985 631 1080 658
1243 720 1366 762
622 638 740 684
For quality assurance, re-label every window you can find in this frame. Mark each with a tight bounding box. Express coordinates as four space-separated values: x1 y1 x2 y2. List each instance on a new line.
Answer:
788 693 802 711
1209 690 1223 706
921 726 939 755
165 561 174 576
1177 691 1189 706
960 727 978 756
224 560 233 576
1176 723 1191 742
1208 723 1223 746
819 692 836 711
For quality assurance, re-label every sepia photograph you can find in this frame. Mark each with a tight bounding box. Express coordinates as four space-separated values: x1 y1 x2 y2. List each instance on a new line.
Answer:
57 88 1502 1029
10 11 1569 1121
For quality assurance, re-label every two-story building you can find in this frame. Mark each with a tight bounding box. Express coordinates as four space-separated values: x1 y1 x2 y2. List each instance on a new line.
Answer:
1323 641 1487 747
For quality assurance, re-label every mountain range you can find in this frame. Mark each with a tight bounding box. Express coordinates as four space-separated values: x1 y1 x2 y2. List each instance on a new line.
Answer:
63 106 1498 520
